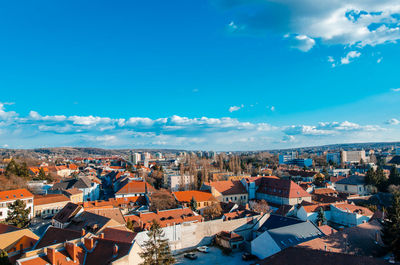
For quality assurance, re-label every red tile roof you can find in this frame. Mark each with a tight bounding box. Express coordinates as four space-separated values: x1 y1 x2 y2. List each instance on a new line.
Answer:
313 188 338 195
204 180 247 195
115 180 155 195
34 194 70 206
0 223 21 234
125 207 202 229
333 203 374 216
256 177 311 199
0 188 33 202
173 190 217 203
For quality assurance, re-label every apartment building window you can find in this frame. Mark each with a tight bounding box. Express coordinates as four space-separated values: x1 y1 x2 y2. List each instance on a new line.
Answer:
28 199 32 203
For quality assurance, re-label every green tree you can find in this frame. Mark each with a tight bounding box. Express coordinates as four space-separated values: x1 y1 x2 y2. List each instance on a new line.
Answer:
6 199 31 228
139 220 175 265
382 192 400 261
389 166 400 186
38 168 47 180
189 196 197 211
316 207 327 226
0 250 11 265
366 167 387 192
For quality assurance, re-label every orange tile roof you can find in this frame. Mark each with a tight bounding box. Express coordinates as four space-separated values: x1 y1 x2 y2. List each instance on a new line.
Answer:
0 189 33 202
333 203 374 216
313 188 338 195
110 196 147 207
115 181 155 195
34 194 70 206
204 180 247 195
68 164 78 170
173 190 216 203
125 207 202 229
256 177 311 199
302 203 330 213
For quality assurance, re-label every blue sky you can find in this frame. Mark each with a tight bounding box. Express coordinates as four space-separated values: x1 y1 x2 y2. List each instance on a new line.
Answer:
0 0 400 150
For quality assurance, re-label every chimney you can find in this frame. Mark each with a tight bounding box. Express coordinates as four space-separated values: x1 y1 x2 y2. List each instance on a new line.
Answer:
99 233 104 239
81 228 86 236
84 238 95 251
156 209 159 214
324 244 327 251
65 242 77 262
46 248 56 265
113 244 119 256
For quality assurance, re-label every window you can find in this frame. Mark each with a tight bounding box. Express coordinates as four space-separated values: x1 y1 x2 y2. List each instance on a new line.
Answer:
345 185 348 191
0 212 2 216
28 199 32 203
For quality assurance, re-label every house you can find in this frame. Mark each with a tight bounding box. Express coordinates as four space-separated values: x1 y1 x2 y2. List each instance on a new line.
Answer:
283 170 320 182
0 189 34 220
115 180 155 198
0 224 39 260
312 188 338 197
330 202 373 227
62 188 84 204
50 176 100 201
251 214 323 259
298 219 386 257
215 231 244 250
334 175 369 196
16 236 144 265
172 190 218 210
124 207 202 230
254 177 312 206
65 210 125 234
201 180 248 204
33 227 84 250
295 204 331 223
52 202 83 229
34 194 71 218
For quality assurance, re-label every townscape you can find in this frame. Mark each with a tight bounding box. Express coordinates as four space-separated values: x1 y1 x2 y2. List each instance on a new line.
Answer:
0 145 399 264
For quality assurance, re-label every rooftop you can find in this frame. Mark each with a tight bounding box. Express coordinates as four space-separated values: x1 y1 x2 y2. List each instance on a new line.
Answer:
173 190 216 202
0 188 33 202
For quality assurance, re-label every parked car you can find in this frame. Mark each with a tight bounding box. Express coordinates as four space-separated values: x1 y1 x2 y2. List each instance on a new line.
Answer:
184 253 198 260
197 246 209 253
242 252 257 261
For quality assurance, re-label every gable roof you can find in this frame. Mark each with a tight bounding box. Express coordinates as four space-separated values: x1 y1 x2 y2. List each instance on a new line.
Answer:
85 208 126 224
66 211 122 234
115 180 155 195
332 203 374 216
100 227 136 243
173 190 217 202
256 177 311 199
0 228 39 251
34 227 82 249
0 223 21 234
204 180 247 195
34 194 70 206
0 188 33 202
258 214 304 232
53 202 82 224
298 219 386 257
335 175 365 185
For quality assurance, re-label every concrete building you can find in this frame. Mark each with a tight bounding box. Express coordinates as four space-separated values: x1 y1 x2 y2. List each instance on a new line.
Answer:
164 172 195 191
34 194 71 218
130 152 141 165
334 175 369 196
201 180 248 204
341 150 366 163
279 152 297 164
0 189 34 221
326 152 341 164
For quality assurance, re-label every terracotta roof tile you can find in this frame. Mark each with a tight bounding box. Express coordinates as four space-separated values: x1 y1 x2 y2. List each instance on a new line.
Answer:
0 188 33 202
34 194 70 206
204 180 247 195
173 190 217 203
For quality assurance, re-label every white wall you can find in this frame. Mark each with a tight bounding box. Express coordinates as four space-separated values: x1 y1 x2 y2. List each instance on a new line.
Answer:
251 231 281 259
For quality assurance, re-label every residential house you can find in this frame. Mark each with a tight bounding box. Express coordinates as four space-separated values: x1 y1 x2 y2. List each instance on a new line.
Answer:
124 207 202 230
172 190 218 210
0 189 34 221
115 180 155 198
163 172 195 191
52 202 83 229
251 214 323 259
215 231 244 250
330 203 373 227
201 180 248 204
62 189 84 204
50 176 100 201
334 175 369 196
34 194 70 218
0 224 39 260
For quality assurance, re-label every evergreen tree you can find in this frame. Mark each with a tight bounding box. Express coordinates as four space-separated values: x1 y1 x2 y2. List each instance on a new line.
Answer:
0 250 11 265
189 196 197 211
389 166 400 186
139 220 175 265
316 207 327 226
382 192 400 261
6 199 31 228
38 168 47 180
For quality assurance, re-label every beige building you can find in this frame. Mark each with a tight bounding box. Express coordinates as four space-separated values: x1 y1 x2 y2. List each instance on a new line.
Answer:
34 194 70 218
62 188 84 203
201 180 248 205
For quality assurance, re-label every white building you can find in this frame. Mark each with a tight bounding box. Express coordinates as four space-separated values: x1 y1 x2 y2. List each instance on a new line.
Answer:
164 172 195 191
0 189 34 220
131 152 141 165
341 150 367 163
326 152 341 164
334 175 369 196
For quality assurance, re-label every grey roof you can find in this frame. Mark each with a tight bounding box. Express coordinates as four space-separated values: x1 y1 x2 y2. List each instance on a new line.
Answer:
267 220 323 249
335 175 365 185
50 176 92 191
258 214 303 232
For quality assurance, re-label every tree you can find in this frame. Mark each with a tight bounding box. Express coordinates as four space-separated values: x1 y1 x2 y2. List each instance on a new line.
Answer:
389 166 400 186
313 173 325 187
139 220 175 265
6 199 30 228
249 200 270 214
189 196 197 211
316 207 327 226
149 190 177 212
366 167 387 192
203 203 222 220
382 192 400 261
0 250 11 265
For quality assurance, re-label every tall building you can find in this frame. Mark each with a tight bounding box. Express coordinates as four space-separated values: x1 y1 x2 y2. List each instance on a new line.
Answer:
341 150 366 163
279 151 298 164
130 152 141 165
326 152 341 164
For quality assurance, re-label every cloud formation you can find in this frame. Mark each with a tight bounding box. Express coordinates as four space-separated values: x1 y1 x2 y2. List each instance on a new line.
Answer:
341 51 361 64
0 103 395 150
216 0 400 51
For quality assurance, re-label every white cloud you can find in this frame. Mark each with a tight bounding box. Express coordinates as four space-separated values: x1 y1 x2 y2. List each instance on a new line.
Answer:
216 0 400 50
386 118 400 125
229 104 244 112
290 35 316 52
340 51 361 65
392 88 400 92
377 57 383 63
